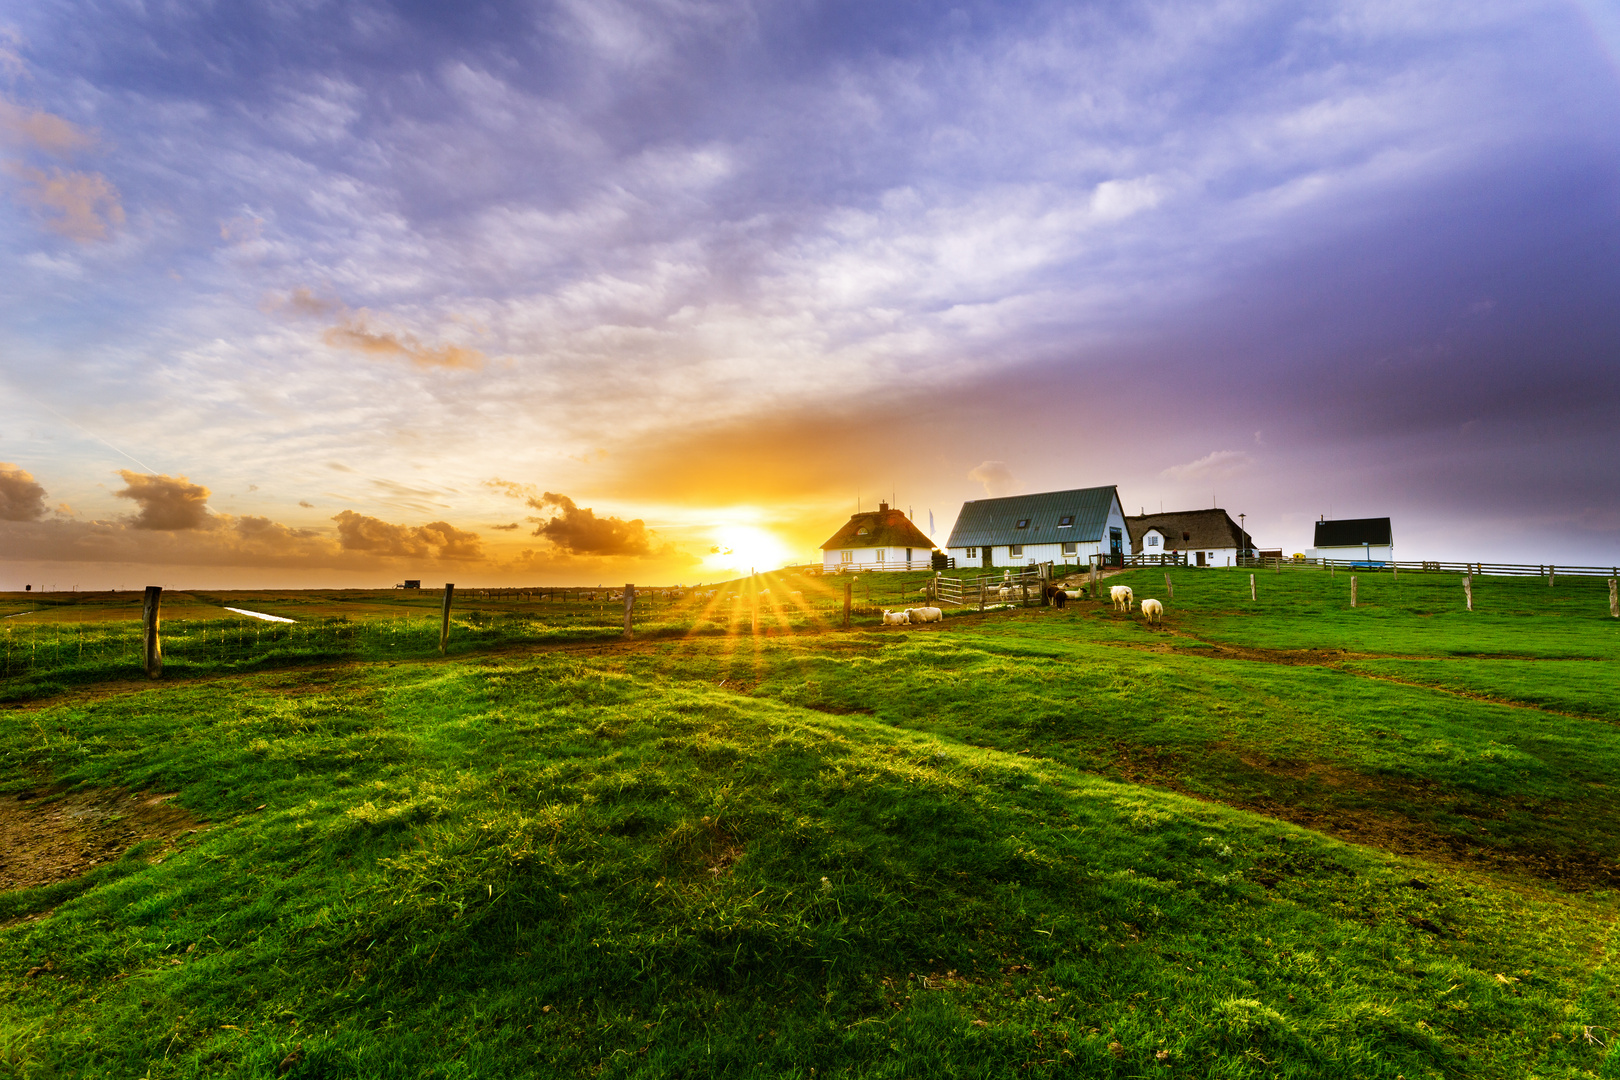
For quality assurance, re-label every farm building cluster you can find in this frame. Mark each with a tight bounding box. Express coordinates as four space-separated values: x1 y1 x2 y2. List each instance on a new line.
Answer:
818 486 1393 572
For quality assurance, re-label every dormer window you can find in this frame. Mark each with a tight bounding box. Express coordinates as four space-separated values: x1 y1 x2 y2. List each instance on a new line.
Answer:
1058 515 1074 527
1147 534 1160 547
1015 518 1030 529
856 527 868 536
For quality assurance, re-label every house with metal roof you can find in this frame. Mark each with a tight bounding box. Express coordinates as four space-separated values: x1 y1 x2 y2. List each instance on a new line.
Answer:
819 502 939 572
1307 517 1393 563
942 486 1127 569
1126 509 1254 567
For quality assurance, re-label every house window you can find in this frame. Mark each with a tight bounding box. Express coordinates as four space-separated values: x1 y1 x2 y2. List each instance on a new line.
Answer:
856 527 868 536
840 550 853 563
965 547 977 558
1058 515 1074 527
1062 542 1077 557
1147 535 1160 547
1010 544 1023 557
875 549 885 562
1015 518 1030 529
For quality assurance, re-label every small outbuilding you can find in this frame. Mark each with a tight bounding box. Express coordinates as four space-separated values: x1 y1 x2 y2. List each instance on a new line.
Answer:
1126 509 1254 567
820 503 938 572
943 485 1128 569
1307 517 1393 563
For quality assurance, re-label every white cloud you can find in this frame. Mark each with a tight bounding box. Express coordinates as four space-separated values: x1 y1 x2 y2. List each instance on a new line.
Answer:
968 460 1020 497
1160 450 1255 482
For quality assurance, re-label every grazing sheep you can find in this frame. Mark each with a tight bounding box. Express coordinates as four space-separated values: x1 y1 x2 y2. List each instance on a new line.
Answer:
907 606 943 624
881 609 911 626
1109 585 1134 612
998 586 1016 601
1140 598 1163 625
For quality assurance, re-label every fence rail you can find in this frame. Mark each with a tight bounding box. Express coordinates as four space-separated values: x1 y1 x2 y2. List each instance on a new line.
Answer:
934 565 1048 608
1237 556 1620 577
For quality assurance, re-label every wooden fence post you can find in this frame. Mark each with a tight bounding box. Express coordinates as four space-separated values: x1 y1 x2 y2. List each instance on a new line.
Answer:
623 584 635 638
1549 565 1556 588
142 585 163 678
843 581 852 628
1039 564 1050 607
439 583 454 654
1464 574 1473 612
1089 557 1098 598
1164 573 1174 601
1610 577 1617 619
1350 575 1357 608
1250 573 1256 601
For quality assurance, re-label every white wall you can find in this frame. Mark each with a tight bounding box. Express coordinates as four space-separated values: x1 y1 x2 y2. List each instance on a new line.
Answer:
1308 545 1395 562
822 546 934 571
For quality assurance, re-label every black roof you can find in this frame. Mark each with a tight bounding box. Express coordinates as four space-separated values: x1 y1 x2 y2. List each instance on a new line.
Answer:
1313 517 1392 547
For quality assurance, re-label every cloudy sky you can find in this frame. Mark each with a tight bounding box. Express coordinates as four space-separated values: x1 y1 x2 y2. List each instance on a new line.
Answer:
2 0 1618 587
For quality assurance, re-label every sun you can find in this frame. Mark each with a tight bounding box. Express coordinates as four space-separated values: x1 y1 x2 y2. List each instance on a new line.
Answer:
704 524 795 574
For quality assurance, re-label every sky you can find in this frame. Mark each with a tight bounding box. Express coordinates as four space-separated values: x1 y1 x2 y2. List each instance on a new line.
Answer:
1 0 1618 589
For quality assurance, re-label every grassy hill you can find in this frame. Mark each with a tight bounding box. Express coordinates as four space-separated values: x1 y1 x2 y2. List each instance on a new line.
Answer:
1 565 1617 1077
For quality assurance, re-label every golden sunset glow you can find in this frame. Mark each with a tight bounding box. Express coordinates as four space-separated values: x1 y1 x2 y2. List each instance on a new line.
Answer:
703 524 797 576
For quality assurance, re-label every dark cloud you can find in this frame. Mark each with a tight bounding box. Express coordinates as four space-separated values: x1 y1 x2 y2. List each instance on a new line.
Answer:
114 471 214 530
526 492 655 556
487 522 520 531
0 463 47 521
332 510 485 560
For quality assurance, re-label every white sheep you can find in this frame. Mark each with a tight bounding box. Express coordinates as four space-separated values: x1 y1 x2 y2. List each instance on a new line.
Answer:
1140 598 1163 625
1063 589 1082 600
881 609 911 626
1109 584 1134 612
907 606 943 624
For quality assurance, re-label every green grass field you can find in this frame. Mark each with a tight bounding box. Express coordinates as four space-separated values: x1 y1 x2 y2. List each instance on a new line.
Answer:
1 565 1617 1077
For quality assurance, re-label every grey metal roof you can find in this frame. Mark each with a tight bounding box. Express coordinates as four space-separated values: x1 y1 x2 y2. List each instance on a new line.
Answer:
943 486 1120 549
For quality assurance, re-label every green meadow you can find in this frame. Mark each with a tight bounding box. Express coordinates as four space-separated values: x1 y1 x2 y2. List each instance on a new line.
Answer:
1 565 1618 1078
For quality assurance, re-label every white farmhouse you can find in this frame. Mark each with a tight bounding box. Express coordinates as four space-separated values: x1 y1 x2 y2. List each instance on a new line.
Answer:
1126 509 1255 567
943 485 1128 569
819 502 938 572
1307 517 1394 564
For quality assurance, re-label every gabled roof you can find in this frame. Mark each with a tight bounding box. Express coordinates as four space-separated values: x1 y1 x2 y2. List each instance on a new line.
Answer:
1125 509 1252 553
1314 517 1392 547
820 504 937 551
943 486 1120 549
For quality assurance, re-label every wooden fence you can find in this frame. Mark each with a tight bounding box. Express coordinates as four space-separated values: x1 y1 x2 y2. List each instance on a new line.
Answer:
1237 556 1620 578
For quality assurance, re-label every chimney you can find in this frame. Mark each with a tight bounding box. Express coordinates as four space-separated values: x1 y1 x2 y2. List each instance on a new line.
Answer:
878 501 889 512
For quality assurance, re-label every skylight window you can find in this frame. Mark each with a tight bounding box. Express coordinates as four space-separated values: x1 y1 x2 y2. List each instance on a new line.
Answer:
1058 515 1074 527
1015 518 1030 529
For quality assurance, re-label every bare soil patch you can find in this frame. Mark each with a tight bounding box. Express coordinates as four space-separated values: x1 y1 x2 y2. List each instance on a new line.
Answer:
0 786 205 894
1106 741 1616 890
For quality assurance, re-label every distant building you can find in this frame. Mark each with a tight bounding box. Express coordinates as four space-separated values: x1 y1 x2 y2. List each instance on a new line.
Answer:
1126 509 1254 567
943 486 1127 569
1308 517 1393 563
820 502 938 572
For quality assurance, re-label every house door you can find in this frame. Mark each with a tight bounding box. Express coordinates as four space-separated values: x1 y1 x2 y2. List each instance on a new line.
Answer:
983 547 993 568
1196 551 1207 567
1110 528 1123 558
